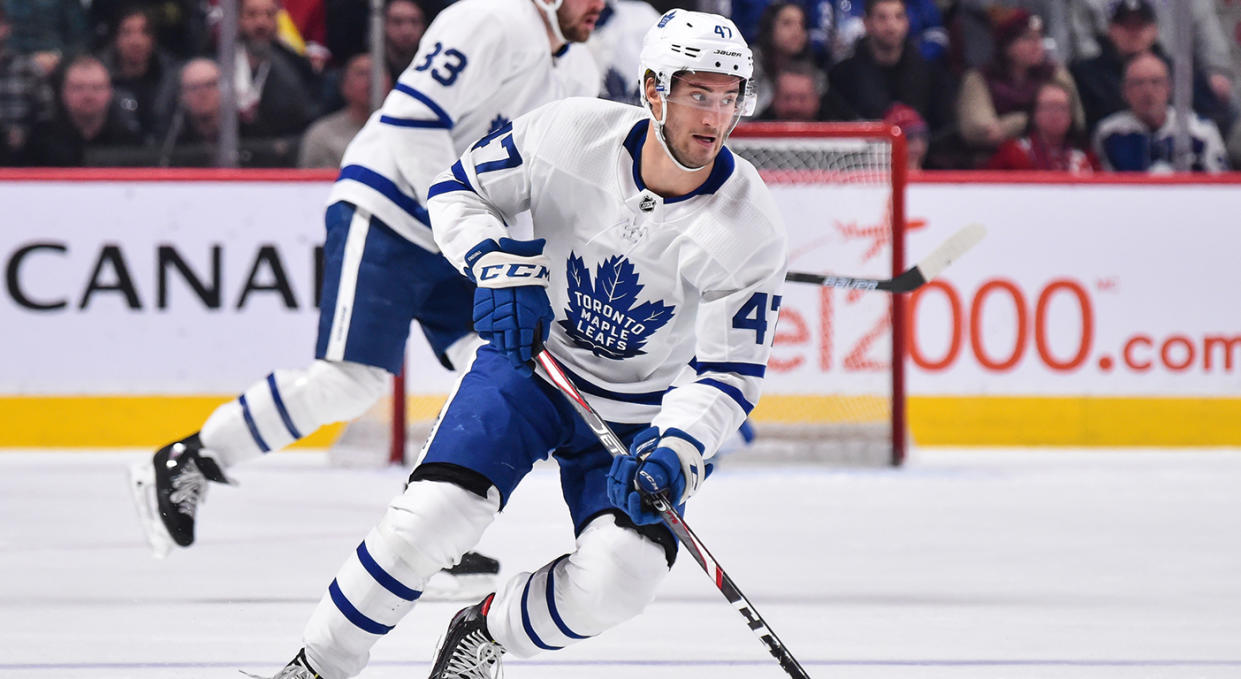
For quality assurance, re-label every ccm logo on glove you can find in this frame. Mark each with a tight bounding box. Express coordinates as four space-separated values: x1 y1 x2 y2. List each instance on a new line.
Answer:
477 261 550 283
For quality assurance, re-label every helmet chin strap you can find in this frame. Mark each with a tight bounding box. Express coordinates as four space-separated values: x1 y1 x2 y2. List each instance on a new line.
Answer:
649 93 710 173
536 0 567 51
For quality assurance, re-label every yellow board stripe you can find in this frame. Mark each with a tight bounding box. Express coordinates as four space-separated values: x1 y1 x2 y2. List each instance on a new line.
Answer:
0 395 440 448
906 396 1241 446
1 395 1239 447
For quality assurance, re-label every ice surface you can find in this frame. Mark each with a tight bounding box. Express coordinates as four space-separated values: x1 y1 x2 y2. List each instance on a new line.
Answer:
1 448 1238 678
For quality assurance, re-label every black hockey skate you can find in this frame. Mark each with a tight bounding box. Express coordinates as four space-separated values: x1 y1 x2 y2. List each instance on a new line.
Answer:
428 594 505 679
242 649 321 679
424 550 502 601
129 433 230 557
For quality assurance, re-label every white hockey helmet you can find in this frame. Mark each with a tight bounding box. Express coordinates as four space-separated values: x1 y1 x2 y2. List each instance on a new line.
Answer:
638 9 756 170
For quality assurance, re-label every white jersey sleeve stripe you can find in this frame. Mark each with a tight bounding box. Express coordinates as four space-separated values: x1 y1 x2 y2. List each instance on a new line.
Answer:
337 165 431 227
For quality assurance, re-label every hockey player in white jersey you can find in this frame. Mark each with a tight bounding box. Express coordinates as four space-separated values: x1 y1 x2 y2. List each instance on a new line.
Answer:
254 10 787 679
127 0 602 591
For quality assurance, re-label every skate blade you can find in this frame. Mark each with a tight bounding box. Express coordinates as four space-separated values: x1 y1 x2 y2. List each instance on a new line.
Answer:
421 573 497 602
127 461 175 559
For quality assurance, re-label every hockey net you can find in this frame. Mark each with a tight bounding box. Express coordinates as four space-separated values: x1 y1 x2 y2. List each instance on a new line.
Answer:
331 122 907 468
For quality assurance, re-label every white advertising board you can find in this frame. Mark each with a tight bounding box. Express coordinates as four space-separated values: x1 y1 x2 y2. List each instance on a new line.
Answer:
2 178 1239 400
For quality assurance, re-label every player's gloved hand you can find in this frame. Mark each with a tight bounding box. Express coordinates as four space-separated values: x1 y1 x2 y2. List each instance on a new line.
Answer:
466 237 554 376
606 427 709 525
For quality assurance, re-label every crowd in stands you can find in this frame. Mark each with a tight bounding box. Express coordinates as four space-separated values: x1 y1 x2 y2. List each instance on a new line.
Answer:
0 0 1239 172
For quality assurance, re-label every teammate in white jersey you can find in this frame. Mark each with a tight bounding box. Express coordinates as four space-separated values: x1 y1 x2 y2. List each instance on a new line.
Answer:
255 10 787 679
127 0 601 591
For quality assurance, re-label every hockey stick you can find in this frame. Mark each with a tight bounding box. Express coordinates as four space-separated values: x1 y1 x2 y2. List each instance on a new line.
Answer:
785 222 986 293
533 350 812 679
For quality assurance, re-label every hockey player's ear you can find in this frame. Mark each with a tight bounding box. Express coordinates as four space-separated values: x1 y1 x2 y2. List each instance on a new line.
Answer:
644 75 662 119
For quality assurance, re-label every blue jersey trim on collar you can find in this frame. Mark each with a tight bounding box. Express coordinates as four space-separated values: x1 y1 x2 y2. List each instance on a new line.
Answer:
553 43 570 58
621 119 735 204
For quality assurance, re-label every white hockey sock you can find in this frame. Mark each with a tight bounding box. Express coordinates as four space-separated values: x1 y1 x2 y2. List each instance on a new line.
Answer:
487 514 670 658
303 481 500 678
199 360 388 468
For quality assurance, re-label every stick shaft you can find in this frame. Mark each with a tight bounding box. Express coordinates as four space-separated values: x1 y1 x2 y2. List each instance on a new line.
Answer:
534 351 812 679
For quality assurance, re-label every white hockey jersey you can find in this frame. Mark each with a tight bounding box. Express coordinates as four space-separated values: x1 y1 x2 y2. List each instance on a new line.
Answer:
329 0 598 251
428 98 789 459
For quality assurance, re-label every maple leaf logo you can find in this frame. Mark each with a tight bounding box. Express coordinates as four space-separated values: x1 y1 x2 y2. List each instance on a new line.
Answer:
486 114 510 135
560 252 676 360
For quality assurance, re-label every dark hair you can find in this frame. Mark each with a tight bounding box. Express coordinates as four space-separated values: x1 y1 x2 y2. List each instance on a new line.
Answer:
756 1 812 73
384 0 427 18
864 0 907 18
112 5 155 42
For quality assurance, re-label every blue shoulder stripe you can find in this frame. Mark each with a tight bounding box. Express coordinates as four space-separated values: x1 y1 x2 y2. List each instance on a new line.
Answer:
690 359 766 378
697 378 755 414
383 83 454 129
336 164 431 228
427 179 474 199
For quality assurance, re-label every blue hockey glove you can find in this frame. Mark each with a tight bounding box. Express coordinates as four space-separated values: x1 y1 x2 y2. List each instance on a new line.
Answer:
606 427 709 525
466 237 554 376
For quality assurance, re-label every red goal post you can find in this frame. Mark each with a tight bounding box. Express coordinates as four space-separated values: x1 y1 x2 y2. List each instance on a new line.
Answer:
346 121 908 468
727 122 908 466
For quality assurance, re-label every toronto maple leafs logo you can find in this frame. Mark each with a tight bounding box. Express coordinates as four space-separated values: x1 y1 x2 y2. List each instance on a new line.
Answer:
486 114 510 135
560 252 675 360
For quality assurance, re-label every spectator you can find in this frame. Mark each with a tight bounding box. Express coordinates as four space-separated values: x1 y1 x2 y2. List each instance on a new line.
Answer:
0 3 53 163
99 7 179 141
957 9 1083 155
87 0 209 58
160 57 221 152
1070 0 1232 135
987 80 1100 172
1093 51 1228 172
828 0 954 133
883 101 929 169
298 53 384 168
234 0 318 137
322 0 444 68
953 0 1074 69
3 0 90 76
383 0 427 81
751 1 817 114
23 54 142 166
1070 0 1235 104
158 57 298 167
821 0 948 64
757 60 825 121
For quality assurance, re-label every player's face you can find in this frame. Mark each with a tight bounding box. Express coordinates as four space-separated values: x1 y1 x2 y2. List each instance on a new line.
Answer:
659 72 744 168
557 0 605 43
